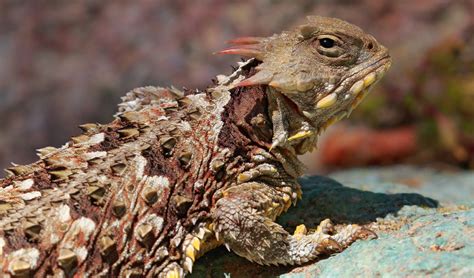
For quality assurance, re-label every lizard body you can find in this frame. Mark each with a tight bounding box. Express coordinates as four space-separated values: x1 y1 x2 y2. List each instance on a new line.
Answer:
0 16 390 277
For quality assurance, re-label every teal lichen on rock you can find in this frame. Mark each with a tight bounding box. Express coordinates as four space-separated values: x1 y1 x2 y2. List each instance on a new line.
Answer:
191 166 474 277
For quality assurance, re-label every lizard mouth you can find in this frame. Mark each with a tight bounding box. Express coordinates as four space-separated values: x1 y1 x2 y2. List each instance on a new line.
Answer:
308 56 391 129
340 56 392 114
284 56 391 150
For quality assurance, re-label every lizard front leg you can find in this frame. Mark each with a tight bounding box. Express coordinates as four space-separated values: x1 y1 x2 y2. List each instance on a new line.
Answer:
211 182 375 266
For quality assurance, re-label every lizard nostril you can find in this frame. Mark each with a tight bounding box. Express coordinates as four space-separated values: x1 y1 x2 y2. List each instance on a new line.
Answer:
367 42 374 50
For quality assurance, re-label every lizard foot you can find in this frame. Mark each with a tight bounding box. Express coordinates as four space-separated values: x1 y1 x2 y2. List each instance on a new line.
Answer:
213 183 378 266
331 223 377 249
293 219 377 255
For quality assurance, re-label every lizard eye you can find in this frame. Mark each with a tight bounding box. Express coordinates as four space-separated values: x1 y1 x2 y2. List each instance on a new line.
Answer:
319 38 334 48
315 35 344 58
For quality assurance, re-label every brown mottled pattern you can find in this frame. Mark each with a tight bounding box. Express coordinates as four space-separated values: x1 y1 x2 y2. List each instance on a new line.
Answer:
0 16 390 277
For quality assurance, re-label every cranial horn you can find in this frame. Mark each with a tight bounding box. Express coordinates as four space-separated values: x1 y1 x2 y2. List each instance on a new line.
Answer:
234 70 273 88
226 36 263 45
215 36 264 60
215 45 264 60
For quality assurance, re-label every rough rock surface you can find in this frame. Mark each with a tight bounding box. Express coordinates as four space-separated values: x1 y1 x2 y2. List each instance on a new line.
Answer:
191 166 474 277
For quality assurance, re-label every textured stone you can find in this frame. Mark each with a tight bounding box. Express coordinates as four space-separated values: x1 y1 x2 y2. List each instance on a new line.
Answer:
191 166 474 277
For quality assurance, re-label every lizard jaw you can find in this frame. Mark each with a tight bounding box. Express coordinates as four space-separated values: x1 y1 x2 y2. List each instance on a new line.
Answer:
278 56 392 154
333 56 392 120
307 56 392 127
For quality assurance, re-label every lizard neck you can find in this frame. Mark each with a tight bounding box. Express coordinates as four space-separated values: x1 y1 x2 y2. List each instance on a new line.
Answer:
266 87 319 155
216 82 274 154
214 63 307 178
223 60 319 157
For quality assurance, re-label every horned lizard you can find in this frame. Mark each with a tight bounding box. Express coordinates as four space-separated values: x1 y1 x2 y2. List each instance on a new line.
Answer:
0 16 391 277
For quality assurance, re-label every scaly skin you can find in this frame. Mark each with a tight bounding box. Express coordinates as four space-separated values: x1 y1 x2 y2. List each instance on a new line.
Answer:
0 16 390 277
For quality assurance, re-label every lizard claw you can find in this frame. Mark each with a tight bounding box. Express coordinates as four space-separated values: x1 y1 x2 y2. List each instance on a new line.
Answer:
317 237 343 253
355 227 378 240
316 218 335 235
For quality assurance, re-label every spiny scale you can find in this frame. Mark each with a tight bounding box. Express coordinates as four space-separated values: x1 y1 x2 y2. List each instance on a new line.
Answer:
0 16 391 277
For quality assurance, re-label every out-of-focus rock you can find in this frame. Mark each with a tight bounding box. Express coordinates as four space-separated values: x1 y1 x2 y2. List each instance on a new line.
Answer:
318 125 417 168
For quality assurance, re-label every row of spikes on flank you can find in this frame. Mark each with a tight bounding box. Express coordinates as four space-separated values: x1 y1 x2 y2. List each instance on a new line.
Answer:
33 135 190 180
4 113 199 183
4 91 202 177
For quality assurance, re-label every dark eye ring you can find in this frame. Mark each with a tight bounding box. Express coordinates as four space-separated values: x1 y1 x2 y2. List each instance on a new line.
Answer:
319 38 335 48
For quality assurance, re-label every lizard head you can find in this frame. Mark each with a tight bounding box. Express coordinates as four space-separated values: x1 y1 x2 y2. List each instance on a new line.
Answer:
219 16 391 153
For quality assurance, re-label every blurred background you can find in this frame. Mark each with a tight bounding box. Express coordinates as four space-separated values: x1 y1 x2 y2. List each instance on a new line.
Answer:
0 0 473 177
